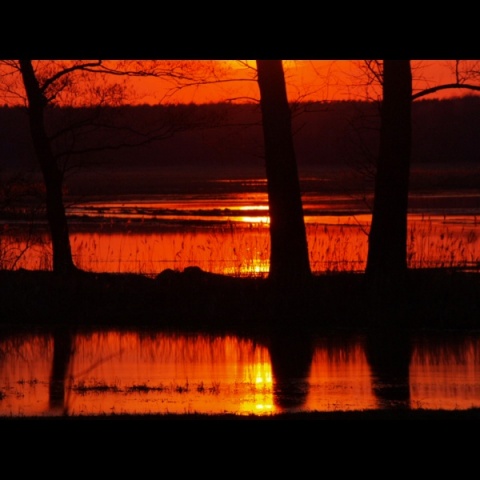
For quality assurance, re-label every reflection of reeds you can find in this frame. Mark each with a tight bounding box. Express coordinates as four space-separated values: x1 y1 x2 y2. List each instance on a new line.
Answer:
2 217 480 276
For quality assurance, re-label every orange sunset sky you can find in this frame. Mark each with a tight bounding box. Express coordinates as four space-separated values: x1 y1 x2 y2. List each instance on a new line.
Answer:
1 60 479 107
125 60 480 105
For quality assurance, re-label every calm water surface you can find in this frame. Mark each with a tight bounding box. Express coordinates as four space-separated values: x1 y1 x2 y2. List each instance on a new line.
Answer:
1 330 479 417
1 179 480 417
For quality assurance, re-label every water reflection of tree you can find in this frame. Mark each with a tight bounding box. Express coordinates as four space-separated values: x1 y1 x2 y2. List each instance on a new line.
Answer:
49 328 75 415
267 332 315 411
364 330 412 409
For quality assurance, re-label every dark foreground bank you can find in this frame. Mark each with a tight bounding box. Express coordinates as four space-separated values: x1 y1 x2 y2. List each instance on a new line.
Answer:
2 268 480 424
1 267 480 333
2 408 480 421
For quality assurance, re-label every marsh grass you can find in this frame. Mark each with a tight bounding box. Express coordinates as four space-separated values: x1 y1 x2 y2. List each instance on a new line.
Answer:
407 218 480 269
0 226 52 271
308 223 367 273
1 216 479 275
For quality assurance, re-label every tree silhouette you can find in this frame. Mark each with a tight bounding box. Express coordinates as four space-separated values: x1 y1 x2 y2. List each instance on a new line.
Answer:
364 329 412 409
19 60 78 274
49 328 75 415
268 332 314 409
5 60 223 274
255 60 311 286
366 60 412 283
366 60 480 285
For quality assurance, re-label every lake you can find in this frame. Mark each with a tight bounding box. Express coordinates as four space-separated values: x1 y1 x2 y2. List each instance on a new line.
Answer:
1 329 479 417
1 171 480 417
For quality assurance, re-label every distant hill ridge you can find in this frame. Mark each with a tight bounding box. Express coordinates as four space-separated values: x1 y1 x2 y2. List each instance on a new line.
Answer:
1 97 480 173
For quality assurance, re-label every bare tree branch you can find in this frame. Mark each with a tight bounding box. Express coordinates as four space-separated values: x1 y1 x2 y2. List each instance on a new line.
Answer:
412 83 480 100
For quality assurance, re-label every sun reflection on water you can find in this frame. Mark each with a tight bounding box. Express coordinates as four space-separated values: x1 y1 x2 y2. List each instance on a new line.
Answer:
1 331 480 417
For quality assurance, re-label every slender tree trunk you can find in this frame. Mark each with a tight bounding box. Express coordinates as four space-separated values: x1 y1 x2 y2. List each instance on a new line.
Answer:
366 60 412 281
49 328 74 414
256 60 311 287
19 60 77 275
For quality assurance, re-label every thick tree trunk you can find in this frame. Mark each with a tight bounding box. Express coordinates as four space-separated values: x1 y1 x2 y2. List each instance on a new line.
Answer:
19 60 77 275
256 60 311 287
366 60 412 281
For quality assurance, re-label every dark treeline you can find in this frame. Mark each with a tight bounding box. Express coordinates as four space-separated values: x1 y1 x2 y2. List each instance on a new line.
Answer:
1 96 480 174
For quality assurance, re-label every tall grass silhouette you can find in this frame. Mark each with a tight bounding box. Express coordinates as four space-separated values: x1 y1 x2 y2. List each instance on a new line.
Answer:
1 215 479 276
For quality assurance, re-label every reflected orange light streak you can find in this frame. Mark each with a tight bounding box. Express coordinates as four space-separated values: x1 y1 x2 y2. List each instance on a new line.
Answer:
68 198 272 225
306 344 376 411
0 332 278 416
236 216 270 224
237 205 269 211
410 340 480 410
2 332 480 416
